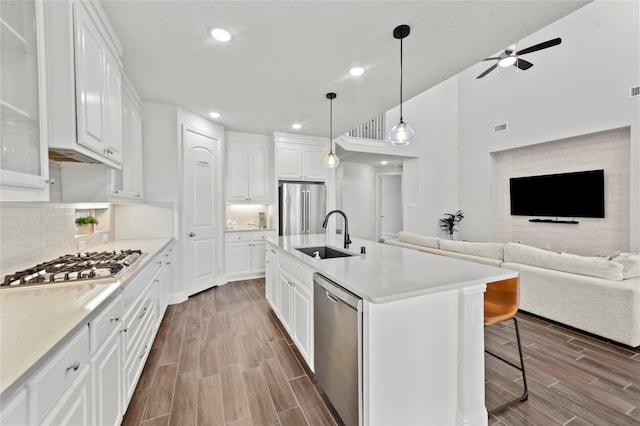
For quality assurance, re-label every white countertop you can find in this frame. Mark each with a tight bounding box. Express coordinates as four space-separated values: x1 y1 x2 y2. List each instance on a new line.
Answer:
225 227 276 232
0 238 172 397
268 234 517 303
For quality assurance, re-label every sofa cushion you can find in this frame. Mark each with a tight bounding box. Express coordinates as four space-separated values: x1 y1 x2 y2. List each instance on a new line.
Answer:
438 239 504 261
398 231 441 249
504 243 624 281
611 254 640 279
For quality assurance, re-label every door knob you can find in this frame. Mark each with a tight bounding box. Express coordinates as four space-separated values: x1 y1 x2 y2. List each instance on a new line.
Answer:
188 232 196 237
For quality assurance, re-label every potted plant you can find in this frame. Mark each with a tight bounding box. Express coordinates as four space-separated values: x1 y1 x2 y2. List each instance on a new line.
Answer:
439 210 464 240
75 215 98 234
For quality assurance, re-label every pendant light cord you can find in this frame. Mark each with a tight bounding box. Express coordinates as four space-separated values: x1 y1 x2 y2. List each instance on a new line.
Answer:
329 97 333 154
399 35 404 122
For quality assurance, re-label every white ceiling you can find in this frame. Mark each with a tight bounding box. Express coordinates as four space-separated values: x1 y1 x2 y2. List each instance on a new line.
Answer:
101 0 590 138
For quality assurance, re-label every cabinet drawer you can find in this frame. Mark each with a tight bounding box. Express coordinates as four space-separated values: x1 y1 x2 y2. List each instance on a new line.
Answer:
89 295 123 354
279 255 313 291
122 257 162 309
28 326 90 422
123 283 153 354
225 232 252 242
253 231 276 241
123 315 154 402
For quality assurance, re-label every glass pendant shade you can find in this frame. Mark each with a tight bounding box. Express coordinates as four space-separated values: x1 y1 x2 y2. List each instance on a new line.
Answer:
324 92 339 169
323 152 340 168
389 120 415 146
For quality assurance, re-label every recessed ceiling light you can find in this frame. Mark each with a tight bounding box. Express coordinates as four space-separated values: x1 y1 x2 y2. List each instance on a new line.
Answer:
209 112 221 118
381 160 388 165
292 123 302 130
210 28 231 42
349 67 365 76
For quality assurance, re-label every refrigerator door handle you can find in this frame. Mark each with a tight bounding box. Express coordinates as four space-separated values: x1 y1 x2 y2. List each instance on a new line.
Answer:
306 190 311 232
301 191 306 234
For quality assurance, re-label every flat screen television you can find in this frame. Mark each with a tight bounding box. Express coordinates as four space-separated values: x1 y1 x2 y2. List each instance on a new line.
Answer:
509 169 605 218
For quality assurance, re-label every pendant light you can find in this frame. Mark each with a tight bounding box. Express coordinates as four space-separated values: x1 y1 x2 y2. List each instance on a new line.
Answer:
389 24 415 146
323 92 340 168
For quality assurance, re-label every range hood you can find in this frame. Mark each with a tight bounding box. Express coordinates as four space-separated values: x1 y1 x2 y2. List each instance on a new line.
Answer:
49 148 103 164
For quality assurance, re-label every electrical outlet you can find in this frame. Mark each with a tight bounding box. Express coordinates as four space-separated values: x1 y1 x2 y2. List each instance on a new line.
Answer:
77 240 86 253
102 234 109 243
408 202 417 208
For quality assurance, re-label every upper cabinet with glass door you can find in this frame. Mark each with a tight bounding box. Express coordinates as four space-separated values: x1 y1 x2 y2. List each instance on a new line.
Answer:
0 0 50 201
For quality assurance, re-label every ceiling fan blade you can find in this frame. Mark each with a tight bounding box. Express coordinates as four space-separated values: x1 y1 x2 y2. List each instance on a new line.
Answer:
476 63 498 79
518 37 561 55
482 57 501 61
514 58 534 70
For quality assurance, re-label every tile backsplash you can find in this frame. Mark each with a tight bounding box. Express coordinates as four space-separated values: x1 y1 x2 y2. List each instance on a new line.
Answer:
1 202 79 275
114 203 173 239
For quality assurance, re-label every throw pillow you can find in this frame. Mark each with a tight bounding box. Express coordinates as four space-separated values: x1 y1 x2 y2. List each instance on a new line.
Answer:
611 254 640 279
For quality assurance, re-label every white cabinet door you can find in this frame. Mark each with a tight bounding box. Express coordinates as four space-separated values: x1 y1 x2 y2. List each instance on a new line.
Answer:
75 3 106 155
40 364 93 426
302 145 326 181
251 240 266 273
265 246 279 310
104 53 122 164
0 0 50 201
92 328 122 426
293 282 313 368
226 144 249 201
276 144 303 180
278 271 293 334
226 241 252 277
248 145 269 201
111 77 143 200
0 388 27 426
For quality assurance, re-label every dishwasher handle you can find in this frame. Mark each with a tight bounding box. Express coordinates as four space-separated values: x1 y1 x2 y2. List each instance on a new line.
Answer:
313 273 361 309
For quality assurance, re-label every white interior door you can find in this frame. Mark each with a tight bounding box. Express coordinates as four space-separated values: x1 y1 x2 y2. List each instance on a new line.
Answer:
183 127 219 296
377 174 402 241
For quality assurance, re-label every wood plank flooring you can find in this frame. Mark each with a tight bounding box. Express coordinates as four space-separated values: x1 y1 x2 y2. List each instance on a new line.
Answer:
123 278 639 426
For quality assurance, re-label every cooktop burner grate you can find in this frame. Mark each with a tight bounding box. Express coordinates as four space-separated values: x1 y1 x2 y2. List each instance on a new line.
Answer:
2 250 143 287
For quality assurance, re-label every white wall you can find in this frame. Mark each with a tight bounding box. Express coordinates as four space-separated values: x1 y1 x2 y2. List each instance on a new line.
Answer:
387 77 459 237
341 162 377 240
391 0 639 250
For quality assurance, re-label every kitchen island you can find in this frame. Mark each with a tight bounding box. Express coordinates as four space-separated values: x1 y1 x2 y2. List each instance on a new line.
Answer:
266 234 518 426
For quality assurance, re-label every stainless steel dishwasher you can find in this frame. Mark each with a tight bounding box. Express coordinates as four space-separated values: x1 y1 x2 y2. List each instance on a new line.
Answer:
314 273 362 426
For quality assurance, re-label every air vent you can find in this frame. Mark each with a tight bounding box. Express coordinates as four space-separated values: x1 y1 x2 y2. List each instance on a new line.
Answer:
630 86 640 98
494 122 508 133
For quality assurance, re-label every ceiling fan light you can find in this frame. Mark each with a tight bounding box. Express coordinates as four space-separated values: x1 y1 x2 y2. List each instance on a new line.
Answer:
498 56 517 67
323 152 340 168
389 121 414 146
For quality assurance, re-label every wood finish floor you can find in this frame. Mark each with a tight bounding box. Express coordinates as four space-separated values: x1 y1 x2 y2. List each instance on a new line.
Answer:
123 279 640 426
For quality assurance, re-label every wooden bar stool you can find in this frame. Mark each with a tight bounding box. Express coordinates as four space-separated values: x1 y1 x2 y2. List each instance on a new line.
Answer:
484 277 529 415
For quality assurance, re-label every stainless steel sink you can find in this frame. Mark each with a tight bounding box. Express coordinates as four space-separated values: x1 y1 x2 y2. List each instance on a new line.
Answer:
295 246 356 259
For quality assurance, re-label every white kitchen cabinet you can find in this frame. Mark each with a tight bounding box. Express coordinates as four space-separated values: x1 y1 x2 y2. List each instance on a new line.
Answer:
153 247 173 328
90 295 123 426
226 132 270 202
44 0 124 169
73 1 122 165
274 132 327 181
274 250 314 369
110 73 142 200
40 363 93 426
0 387 27 426
265 246 279 311
0 0 51 201
225 230 275 281
28 325 91 424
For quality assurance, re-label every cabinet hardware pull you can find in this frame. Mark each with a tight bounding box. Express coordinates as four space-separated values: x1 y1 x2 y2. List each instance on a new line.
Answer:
189 232 196 237
139 344 148 359
110 316 119 322
138 307 148 319
166 262 171 265
120 327 128 333
156 260 162 264
66 361 80 371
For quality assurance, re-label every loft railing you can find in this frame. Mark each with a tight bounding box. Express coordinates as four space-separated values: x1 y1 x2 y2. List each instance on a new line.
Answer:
347 114 385 141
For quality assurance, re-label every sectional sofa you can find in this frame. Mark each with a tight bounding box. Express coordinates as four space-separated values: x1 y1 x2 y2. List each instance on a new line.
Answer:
385 231 640 348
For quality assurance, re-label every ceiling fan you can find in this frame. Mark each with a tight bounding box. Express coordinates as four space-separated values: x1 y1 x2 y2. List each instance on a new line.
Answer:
476 37 562 79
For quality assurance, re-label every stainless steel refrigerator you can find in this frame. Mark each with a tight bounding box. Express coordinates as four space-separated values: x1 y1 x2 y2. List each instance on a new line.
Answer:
279 182 326 236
